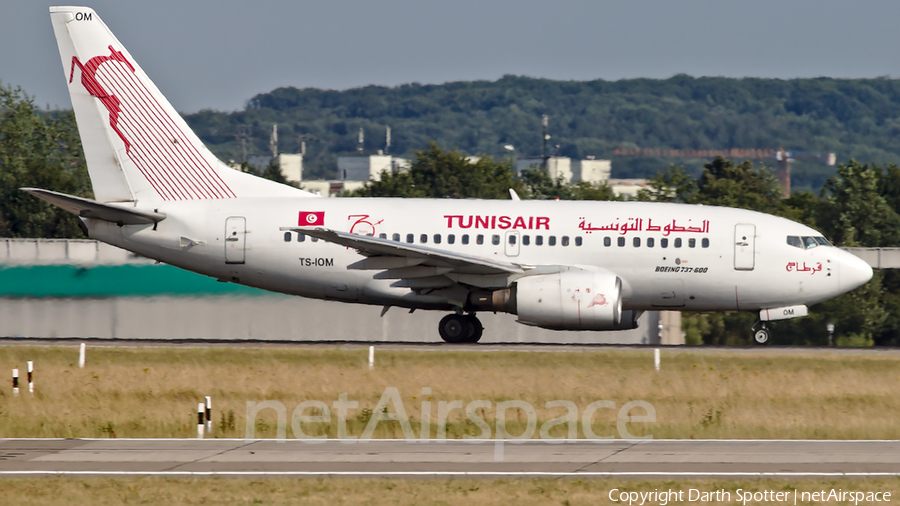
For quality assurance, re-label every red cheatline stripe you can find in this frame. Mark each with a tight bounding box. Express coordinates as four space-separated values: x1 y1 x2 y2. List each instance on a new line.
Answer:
113 67 219 199
101 66 204 200
96 65 189 199
78 68 173 199
132 81 235 198
89 53 238 201
132 79 236 198
110 73 204 198
120 62 234 198
125 71 230 199
101 63 211 200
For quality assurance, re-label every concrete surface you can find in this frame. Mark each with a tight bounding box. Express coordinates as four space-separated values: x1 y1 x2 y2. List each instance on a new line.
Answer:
1 439 898 477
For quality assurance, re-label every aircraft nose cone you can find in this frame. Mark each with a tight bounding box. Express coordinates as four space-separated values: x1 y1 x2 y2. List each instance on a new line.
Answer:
840 251 874 293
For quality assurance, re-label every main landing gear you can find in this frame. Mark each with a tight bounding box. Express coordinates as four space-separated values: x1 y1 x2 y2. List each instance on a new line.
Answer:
751 321 770 346
438 313 484 343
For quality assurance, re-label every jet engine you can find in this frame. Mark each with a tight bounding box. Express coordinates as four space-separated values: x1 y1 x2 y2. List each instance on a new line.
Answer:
468 270 639 331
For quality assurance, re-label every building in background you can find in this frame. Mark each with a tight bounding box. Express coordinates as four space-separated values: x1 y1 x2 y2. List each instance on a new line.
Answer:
576 157 612 183
515 156 644 197
607 178 651 199
276 153 303 184
337 154 410 182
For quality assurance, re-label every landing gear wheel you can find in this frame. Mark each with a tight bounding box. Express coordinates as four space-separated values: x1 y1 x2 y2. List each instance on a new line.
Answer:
753 328 770 345
439 314 467 343
463 315 483 343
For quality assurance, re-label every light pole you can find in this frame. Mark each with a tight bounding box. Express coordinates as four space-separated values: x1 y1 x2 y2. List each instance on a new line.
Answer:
504 144 516 175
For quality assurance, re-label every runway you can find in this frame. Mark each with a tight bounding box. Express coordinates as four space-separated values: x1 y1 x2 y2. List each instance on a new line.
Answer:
2 439 899 477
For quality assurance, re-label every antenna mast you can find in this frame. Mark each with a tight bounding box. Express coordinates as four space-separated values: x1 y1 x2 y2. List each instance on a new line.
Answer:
541 114 549 170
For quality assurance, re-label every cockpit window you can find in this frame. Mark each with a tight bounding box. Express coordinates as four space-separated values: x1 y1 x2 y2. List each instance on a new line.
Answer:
788 235 832 249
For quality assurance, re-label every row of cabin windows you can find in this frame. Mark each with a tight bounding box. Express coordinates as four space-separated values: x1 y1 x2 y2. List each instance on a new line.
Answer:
286 232 319 242
603 236 710 249
283 232 583 247
283 232 706 249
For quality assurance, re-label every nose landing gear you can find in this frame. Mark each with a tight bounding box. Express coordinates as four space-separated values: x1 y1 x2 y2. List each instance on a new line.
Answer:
438 313 483 343
751 321 770 345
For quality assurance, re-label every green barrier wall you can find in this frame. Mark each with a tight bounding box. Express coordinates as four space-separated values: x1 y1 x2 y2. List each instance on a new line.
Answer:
0 265 271 298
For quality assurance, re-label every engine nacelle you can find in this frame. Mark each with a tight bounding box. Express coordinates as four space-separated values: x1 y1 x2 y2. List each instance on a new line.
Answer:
516 270 624 331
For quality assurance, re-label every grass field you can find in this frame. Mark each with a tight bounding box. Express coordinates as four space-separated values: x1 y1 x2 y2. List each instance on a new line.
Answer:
3 477 900 505
0 345 899 439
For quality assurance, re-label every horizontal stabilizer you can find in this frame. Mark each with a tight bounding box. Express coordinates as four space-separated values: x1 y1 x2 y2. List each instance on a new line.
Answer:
21 188 166 225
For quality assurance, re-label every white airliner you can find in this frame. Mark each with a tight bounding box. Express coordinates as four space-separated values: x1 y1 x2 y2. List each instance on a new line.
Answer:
30 6 873 345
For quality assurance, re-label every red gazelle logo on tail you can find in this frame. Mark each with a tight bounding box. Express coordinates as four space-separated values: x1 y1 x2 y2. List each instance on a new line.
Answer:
68 45 235 200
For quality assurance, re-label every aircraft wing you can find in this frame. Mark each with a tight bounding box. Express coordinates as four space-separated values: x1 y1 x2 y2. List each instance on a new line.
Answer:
283 227 525 288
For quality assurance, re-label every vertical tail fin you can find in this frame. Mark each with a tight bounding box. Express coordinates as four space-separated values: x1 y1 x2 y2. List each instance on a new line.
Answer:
49 6 305 202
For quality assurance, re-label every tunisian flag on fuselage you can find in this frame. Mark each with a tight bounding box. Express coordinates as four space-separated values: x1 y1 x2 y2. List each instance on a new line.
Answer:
298 211 325 226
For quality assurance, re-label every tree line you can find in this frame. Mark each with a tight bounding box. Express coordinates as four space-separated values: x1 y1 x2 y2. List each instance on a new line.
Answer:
185 74 900 191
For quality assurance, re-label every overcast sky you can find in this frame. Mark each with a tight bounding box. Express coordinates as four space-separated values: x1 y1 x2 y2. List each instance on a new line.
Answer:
4 1 900 113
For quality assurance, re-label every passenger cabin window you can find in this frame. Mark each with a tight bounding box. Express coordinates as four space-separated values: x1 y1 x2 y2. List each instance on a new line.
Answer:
647 238 655 248
406 234 414 244
604 237 611 247
283 232 292 242
702 238 709 248
393 233 401 242
523 235 530 246
689 238 696 248
448 234 455 244
536 236 543 246
660 238 668 248
379 233 387 239
311 236 319 242
575 237 582 246
633 237 641 247
420 234 428 244
434 234 441 244
561 236 569 246
617 237 625 247
477 234 484 245
674 238 682 248
297 233 306 242
492 235 500 245
462 234 470 245
548 236 556 246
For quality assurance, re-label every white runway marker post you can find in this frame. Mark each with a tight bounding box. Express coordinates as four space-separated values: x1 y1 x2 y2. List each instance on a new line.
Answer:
368 346 375 370
78 343 86 369
205 396 212 434
197 402 205 439
12 368 19 397
27 361 33 395
654 348 660 372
